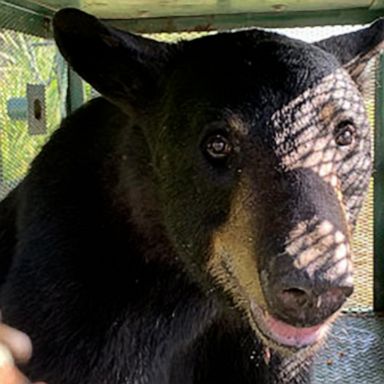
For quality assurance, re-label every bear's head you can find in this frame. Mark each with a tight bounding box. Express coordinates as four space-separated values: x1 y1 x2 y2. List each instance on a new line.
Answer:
53 9 383 355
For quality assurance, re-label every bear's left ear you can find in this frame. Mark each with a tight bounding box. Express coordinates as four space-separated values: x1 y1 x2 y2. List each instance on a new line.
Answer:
314 18 384 90
53 8 175 113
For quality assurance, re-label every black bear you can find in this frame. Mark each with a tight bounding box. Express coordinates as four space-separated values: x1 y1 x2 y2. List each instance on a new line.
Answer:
0 8 382 384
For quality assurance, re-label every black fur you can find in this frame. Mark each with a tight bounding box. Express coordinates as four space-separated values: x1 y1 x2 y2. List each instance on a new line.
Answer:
0 9 383 384
0 99 309 383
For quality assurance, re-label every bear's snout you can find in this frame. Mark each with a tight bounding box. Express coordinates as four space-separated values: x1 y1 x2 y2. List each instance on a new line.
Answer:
271 280 353 327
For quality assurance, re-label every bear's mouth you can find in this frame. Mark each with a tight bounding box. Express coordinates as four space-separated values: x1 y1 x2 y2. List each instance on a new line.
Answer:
249 301 331 350
215 257 334 350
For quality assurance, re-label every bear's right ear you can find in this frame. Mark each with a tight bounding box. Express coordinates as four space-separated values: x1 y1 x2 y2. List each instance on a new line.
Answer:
53 8 174 112
314 19 384 92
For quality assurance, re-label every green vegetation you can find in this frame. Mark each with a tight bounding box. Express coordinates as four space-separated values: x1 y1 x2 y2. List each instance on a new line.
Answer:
0 29 66 197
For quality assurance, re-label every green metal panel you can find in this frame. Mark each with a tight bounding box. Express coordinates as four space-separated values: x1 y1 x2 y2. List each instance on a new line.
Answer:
371 0 384 9
374 54 384 312
66 68 85 114
70 0 372 19
105 9 384 33
2 0 381 19
3 0 384 34
0 1 51 37
1 0 54 17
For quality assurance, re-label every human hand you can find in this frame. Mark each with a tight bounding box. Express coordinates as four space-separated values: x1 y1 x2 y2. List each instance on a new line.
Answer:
0 316 46 384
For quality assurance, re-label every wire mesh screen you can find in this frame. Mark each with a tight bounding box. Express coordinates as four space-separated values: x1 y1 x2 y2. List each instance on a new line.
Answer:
0 28 67 201
278 26 375 311
351 72 375 311
0 24 375 311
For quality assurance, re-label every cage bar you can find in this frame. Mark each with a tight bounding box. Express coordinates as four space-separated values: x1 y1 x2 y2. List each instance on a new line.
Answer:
374 53 384 312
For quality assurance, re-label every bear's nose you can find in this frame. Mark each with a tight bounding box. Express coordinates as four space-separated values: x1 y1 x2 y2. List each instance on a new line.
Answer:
273 284 353 327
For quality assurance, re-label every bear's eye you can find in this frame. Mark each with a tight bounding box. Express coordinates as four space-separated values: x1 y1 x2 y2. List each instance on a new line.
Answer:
334 121 356 146
204 134 233 160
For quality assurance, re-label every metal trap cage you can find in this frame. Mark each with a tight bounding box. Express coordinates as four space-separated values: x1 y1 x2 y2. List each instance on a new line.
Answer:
0 1 383 383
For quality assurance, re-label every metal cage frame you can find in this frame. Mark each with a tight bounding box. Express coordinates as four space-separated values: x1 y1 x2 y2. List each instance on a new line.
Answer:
0 0 383 312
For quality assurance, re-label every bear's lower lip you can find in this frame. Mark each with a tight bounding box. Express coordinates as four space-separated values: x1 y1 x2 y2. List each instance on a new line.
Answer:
250 301 330 348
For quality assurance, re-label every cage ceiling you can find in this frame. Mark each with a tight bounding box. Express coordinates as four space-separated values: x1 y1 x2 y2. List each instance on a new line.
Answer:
2 0 384 35
10 0 384 18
